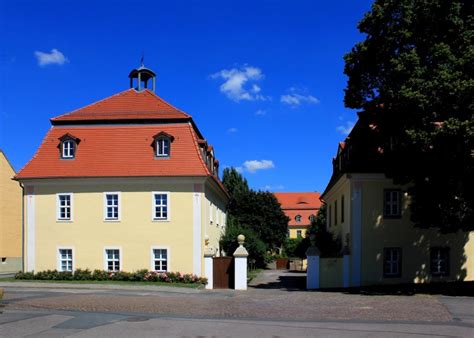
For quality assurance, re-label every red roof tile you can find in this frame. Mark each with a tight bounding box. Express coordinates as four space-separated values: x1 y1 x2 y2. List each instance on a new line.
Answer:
51 89 191 122
16 124 211 179
274 192 322 210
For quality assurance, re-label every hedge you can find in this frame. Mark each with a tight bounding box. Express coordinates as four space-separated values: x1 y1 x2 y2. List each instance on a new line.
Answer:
14 269 207 285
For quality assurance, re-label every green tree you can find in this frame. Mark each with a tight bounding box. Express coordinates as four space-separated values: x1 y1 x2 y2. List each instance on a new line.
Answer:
344 0 473 231
221 168 289 260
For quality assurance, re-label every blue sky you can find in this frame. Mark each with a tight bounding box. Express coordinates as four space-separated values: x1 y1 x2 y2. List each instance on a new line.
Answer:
0 0 373 193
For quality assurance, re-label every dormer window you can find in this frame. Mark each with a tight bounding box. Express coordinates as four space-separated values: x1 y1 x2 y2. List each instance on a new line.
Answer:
58 134 80 160
63 140 75 158
152 132 174 158
156 138 170 157
295 215 302 222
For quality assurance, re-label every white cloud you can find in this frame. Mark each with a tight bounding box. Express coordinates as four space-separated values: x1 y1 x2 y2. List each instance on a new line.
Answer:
34 48 69 67
211 66 268 102
236 159 275 173
255 109 267 116
227 127 238 133
280 87 319 107
336 121 355 135
261 184 285 191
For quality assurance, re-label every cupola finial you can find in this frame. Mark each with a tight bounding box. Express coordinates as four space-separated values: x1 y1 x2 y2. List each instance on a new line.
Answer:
128 58 156 92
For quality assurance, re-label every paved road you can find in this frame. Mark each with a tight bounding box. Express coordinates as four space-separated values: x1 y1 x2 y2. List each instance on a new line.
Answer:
0 271 473 337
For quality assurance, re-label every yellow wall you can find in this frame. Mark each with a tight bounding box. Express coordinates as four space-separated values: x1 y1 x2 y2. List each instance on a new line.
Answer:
289 227 307 239
320 258 343 288
324 174 474 286
360 179 474 285
323 175 351 246
204 182 226 256
0 151 22 262
23 177 227 276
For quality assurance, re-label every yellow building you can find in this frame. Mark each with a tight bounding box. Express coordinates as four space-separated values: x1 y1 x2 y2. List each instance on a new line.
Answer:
15 64 228 276
0 150 22 273
321 117 474 286
274 192 321 239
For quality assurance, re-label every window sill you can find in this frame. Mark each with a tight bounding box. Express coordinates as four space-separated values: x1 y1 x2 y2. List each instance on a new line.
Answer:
383 215 402 219
152 219 170 222
104 219 121 222
56 220 73 223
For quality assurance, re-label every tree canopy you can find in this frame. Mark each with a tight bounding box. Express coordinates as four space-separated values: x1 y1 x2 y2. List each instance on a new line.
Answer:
221 168 289 265
344 0 473 231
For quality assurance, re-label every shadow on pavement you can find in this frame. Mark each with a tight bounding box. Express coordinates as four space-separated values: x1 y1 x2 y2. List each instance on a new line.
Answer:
250 274 307 291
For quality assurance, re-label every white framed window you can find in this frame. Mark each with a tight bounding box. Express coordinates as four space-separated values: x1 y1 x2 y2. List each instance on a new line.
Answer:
104 192 120 221
58 248 73 272
295 215 302 222
104 248 121 272
384 190 401 218
151 248 168 272
152 192 170 221
383 248 401 277
62 140 75 159
216 209 220 226
431 247 449 277
56 193 73 221
156 138 170 157
296 230 302 238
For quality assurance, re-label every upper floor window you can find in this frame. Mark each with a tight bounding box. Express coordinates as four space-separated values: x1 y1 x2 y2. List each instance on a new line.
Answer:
341 195 345 223
309 215 315 223
153 192 169 221
334 200 338 225
328 205 332 227
58 134 80 159
384 189 401 218
152 132 174 158
104 192 120 221
295 215 302 222
57 193 73 221
431 247 449 277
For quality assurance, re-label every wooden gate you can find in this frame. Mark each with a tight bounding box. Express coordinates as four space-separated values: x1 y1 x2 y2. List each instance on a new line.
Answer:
213 257 234 289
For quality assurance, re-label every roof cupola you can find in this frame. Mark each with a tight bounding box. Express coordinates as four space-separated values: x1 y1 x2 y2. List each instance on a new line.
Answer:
128 58 156 92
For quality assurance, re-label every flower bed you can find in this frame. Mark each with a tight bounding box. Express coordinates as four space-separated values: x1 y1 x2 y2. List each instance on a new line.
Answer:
14 269 207 285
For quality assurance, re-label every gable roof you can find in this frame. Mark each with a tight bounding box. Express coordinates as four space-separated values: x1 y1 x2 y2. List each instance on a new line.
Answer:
274 192 322 210
51 89 191 123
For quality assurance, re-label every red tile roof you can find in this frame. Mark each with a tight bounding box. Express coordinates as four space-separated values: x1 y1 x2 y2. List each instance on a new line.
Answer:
274 192 322 210
16 124 212 179
51 89 191 122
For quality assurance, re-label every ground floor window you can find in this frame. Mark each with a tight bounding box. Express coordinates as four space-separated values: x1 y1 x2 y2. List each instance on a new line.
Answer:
296 230 302 238
431 247 449 277
58 249 73 271
152 248 168 272
105 249 120 271
383 247 401 278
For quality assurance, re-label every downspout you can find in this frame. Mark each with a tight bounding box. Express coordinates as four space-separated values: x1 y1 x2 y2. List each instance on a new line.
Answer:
19 182 24 273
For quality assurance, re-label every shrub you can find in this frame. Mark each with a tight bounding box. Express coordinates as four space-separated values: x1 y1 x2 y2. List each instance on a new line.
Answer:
14 269 207 285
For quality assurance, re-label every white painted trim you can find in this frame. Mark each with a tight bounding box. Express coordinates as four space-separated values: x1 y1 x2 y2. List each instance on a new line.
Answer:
103 247 122 271
26 191 36 272
351 182 362 287
150 246 170 272
57 246 75 272
19 176 207 186
193 191 202 275
151 191 171 222
56 193 74 222
103 192 121 222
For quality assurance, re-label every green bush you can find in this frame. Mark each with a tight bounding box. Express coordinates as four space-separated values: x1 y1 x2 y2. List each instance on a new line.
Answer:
220 224 267 268
73 268 92 280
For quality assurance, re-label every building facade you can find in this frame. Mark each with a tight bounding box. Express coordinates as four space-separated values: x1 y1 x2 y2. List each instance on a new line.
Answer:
15 65 228 276
0 150 22 273
321 115 474 286
274 192 321 239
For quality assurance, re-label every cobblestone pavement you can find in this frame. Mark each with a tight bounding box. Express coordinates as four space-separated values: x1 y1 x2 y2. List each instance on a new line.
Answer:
1 271 473 337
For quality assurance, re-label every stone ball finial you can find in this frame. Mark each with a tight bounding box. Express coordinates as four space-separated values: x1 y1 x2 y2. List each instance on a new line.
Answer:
237 234 245 246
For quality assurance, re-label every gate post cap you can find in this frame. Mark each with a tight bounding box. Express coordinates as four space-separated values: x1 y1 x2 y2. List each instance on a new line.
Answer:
237 234 245 246
233 234 248 257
